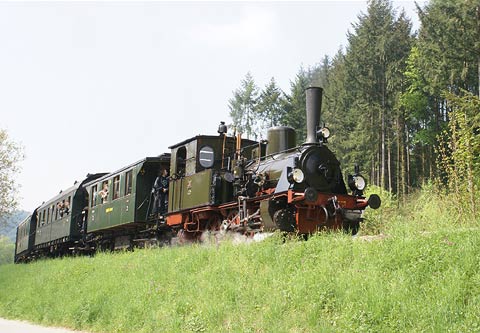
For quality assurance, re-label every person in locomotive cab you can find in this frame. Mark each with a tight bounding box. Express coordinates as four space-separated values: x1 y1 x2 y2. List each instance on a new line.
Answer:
153 168 169 216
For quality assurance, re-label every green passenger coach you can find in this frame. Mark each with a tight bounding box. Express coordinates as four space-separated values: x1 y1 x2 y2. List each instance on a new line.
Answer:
84 154 170 249
33 173 105 253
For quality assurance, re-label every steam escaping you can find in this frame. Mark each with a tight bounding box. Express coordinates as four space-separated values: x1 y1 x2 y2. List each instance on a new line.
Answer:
200 230 273 246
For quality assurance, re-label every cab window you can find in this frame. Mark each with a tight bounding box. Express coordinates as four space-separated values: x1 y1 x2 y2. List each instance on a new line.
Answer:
199 145 215 168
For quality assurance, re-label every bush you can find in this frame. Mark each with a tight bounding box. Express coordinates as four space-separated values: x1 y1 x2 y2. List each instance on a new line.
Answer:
361 185 397 235
361 183 479 236
0 236 14 265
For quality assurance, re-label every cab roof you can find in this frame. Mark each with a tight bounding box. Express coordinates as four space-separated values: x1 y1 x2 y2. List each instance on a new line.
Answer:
168 135 258 149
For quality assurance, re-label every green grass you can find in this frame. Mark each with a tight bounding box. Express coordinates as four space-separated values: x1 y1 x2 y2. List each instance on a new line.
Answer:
0 188 479 332
0 229 479 332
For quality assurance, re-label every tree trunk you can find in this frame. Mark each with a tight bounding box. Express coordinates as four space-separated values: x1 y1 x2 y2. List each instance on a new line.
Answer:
477 5 480 98
421 145 426 186
406 123 411 192
396 116 401 197
387 132 392 193
381 83 386 190
377 149 381 188
371 156 375 186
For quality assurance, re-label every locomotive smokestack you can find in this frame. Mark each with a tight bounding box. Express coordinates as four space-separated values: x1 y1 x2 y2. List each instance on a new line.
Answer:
305 86 323 145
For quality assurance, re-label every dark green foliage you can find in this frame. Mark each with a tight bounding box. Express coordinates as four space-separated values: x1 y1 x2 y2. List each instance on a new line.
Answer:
227 0 479 199
323 0 414 191
416 0 480 96
407 0 480 192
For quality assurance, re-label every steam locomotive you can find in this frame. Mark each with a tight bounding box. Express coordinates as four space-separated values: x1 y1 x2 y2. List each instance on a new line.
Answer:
15 87 380 262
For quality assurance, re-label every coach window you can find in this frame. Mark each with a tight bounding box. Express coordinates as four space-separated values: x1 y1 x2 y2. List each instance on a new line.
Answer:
91 185 98 206
113 176 120 200
65 197 71 215
100 181 109 204
41 210 46 226
46 207 50 225
55 202 59 220
50 205 55 223
125 170 132 196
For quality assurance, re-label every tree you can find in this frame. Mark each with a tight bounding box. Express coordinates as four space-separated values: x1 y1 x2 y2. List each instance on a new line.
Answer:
323 49 360 175
416 0 480 97
338 0 413 192
406 0 480 190
228 72 260 139
256 77 287 131
0 129 24 232
399 46 433 192
284 68 310 145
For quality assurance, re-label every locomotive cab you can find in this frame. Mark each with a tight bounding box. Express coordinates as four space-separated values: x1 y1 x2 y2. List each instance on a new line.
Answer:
166 134 259 227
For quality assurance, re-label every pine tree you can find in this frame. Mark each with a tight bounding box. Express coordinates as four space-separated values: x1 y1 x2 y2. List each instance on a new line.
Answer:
228 72 259 139
284 68 310 145
323 50 358 175
416 0 480 97
256 77 287 132
341 0 413 191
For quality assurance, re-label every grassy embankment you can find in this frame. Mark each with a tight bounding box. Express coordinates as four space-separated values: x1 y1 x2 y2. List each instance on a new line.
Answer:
0 187 479 332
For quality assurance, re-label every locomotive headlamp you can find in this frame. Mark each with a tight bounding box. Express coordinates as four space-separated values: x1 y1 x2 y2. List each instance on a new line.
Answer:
292 168 305 183
317 127 331 139
348 175 366 191
354 175 366 190
288 168 305 184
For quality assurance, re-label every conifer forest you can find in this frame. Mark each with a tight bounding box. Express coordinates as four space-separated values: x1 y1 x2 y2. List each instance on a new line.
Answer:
229 0 480 217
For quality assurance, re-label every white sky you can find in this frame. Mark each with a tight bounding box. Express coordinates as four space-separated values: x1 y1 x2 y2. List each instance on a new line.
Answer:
0 1 424 212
